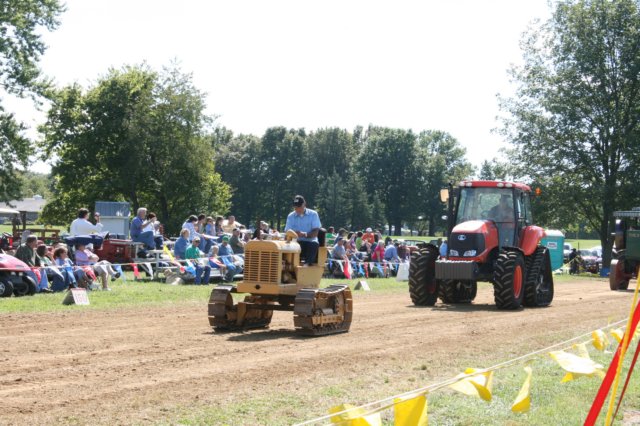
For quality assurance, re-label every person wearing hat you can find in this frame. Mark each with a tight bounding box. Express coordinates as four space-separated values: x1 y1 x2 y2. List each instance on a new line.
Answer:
362 227 375 246
184 237 211 285
285 195 322 265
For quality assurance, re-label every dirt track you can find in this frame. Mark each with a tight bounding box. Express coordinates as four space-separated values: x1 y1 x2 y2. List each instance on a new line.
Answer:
0 279 635 425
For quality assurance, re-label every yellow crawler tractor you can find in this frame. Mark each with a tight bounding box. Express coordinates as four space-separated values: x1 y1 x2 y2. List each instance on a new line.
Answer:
207 230 353 336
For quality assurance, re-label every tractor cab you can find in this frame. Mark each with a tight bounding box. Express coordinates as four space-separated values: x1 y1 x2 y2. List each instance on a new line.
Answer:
610 208 640 290
446 181 535 265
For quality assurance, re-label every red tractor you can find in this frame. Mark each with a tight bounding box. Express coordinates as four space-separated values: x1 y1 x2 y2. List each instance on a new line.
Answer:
409 180 554 309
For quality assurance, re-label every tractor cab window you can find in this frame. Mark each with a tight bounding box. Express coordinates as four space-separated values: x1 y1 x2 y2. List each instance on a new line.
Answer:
456 187 515 225
518 192 532 226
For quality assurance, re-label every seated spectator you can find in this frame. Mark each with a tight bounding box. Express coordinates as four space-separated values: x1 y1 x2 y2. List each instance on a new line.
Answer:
217 235 237 281
173 229 190 259
384 241 400 263
332 237 347 260
439 239 448 258
203 217 215 238
222 215 243 234
397 243 409 261
371 240 385 263
355 231 366 252
362 228 375 246
70 208 104 236
75 242 119 291
208 245 229 278
130 207 156 255
184 237 211 285
53 247 84 290
182 215 214 254
15 235 50 293
214 216 225 237
326 226 336 247
36 244 66 292
229 228 245 254
142 212 164 250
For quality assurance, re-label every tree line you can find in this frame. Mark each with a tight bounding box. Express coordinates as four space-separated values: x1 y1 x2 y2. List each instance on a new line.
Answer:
3 0 640 265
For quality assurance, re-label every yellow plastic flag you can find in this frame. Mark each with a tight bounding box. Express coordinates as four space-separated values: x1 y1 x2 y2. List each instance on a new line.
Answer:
511 366 533 413
163 244 175 261
611 328 624 344
572 342 591 359
549 350 604 382
448 368 494 401
329 404 381 426
592 329 609 351
394 395 428 426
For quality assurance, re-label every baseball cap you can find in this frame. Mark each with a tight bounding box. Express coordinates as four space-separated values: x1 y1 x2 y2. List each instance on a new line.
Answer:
366 227 372 232
222 235 230 242
293 195 305 207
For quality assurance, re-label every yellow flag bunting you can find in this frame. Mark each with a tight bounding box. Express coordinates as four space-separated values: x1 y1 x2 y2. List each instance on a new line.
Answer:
511 366 533 413
549 350 605 382
448 368 494 401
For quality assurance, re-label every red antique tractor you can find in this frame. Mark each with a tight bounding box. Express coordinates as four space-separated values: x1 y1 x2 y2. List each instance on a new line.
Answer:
409 180 554 309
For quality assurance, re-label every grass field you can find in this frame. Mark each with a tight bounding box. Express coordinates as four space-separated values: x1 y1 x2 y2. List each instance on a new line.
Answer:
1 273 638 424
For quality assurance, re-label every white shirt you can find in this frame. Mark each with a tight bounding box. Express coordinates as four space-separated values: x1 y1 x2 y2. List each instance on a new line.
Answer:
70 218 104 235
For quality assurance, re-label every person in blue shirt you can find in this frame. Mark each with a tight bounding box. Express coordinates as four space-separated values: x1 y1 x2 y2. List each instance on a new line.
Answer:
439 239 448 258
173 229 190 259
384 241 399 262
284 195 322 265
130 207 156 253
217 235 237 281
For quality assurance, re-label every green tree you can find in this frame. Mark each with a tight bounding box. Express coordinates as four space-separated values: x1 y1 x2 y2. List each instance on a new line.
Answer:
414 131 473 236
40 64 230 233
360 127 418 236
499 0 640 266
0 0 63 202
315 171 351 230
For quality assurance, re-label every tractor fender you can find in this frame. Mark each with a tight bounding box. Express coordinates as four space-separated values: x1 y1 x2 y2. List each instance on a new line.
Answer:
519 226 546 256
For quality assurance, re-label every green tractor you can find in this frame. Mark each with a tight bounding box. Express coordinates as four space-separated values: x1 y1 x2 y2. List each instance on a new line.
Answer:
610 209 640 291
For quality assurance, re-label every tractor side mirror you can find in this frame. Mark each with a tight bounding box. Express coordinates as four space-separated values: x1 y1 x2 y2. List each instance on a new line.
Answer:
440 188 449 203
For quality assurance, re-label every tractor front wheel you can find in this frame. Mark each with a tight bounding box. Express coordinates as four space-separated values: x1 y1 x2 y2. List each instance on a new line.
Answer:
494 250 525 310
408 246 439 306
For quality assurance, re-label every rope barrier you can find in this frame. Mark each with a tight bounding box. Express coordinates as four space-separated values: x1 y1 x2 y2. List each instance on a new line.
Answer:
295 318 630 426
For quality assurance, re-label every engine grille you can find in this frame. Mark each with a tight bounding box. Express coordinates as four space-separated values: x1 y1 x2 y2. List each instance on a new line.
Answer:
244 250 279 284
449 233 485 254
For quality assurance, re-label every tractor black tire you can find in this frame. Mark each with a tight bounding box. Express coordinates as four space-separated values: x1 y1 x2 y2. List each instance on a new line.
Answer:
0 278 13 298
610 259 630 291
523 247 554 307
408 246 439 306
439 280 477 304
493 250 525 310
13 275 37 297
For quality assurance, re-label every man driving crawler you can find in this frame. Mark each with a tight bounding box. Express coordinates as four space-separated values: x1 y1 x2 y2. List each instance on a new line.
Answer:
284 195 321 265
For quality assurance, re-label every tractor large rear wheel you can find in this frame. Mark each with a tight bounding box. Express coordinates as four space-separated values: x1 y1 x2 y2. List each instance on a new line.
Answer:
494 250 525 310
408 246 439 306
610 258 630 290
439 280 477 304
523 247 554 307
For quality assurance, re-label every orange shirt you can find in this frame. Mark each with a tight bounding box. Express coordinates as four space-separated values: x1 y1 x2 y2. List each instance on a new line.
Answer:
362 232 375 245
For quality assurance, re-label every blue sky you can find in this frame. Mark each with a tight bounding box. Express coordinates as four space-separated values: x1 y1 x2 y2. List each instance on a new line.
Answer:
9 0 552 173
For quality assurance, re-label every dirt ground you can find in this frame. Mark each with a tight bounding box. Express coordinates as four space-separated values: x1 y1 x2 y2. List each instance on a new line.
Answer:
0 279 636 425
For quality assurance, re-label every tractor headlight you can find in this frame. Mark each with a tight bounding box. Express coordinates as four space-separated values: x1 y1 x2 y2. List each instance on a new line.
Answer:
463 250 477 257
449 249 459 256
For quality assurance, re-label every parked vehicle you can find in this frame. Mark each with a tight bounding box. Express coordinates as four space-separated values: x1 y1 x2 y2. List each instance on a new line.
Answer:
563 243 573 262
0 253 37 297
578 249 600 274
